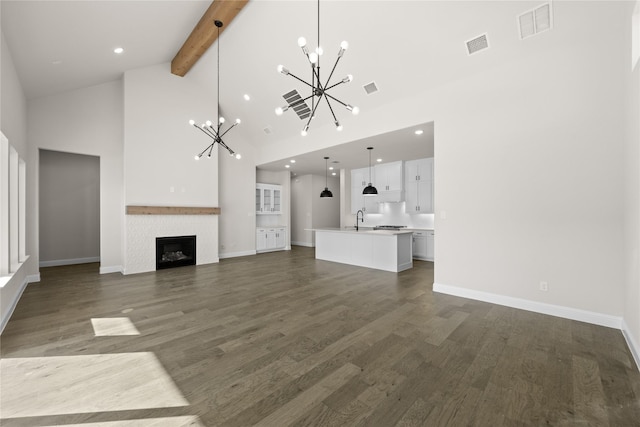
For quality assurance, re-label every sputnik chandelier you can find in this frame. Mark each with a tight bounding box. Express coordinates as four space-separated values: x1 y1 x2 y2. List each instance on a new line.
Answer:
190 20 241 160
275 0 359 136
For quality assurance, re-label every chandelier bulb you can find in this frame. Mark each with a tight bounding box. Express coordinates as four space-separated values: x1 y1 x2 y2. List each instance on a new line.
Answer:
195 154 200 160
235 118 241 124
340 41 349 50
189 119 195 126
219 116 225 124
275 107 284 116
316 46 323 56
298 37 307 48
335 120 343 131
277 64 290 75
352 106 360 115
235 153 242 160
342 74 353 83
309 52 318 64
207 152 212 158
205 120 212 127
301 125 309 136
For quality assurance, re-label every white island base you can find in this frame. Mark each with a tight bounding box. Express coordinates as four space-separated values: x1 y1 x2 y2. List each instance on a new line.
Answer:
315 229 413 273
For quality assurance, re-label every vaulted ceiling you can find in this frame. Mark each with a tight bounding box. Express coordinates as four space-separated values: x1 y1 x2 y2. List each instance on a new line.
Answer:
1 0 548 174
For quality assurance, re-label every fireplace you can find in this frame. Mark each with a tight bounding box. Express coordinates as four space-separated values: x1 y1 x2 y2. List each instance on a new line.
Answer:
156 235 196 270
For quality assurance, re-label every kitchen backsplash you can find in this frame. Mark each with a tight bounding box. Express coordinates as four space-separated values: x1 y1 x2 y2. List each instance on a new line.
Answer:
360 202 434 229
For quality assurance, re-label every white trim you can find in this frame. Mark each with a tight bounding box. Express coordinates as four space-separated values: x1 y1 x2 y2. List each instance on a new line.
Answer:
291 241 314 247
100 265 123 275
0 273 38 334
433 282 622 329
219 250 257 259
622 319 640 372
40 257 100 268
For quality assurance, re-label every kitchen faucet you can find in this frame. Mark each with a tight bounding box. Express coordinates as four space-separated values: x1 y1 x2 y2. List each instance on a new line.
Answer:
356 210 364 231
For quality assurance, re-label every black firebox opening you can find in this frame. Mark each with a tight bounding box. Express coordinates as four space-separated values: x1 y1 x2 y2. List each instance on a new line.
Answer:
156 235 196 270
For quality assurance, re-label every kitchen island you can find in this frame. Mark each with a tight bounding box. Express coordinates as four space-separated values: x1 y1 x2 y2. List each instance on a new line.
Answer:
314 228 413 272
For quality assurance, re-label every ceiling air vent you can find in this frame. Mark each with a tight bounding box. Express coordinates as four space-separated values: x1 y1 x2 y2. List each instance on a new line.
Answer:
466 33 489 55
518 3 552 40
363 81 378 95
282 89 311 120
263 126 273 135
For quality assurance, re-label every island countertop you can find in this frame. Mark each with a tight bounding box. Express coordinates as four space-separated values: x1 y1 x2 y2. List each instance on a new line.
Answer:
312 227 415 236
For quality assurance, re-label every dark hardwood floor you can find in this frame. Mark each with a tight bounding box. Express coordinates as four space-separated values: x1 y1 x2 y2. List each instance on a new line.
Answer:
1 246 639 426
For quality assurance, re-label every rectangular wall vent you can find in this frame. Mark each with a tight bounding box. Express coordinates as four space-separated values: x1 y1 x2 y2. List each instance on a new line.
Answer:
363 81 378 95
466 34 489 55
519 3 552 39
282 89 311 120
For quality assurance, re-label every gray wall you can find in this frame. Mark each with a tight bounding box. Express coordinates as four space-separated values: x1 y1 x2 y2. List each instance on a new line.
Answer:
39 149 100 265
291 174 340 247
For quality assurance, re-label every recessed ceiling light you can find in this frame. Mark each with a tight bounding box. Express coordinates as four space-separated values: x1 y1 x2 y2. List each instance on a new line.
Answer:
290 159 296 163
414 129 424 135
329 166 334 170
376 158 382 162
114 47 124 54
243 94 251 101
285 164 290 168
331 172 337 176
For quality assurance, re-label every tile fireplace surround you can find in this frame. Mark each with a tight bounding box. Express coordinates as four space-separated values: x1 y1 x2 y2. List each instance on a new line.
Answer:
124 206 219 275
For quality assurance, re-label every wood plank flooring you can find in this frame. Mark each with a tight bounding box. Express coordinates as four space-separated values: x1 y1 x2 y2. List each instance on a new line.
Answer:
1 246 639 426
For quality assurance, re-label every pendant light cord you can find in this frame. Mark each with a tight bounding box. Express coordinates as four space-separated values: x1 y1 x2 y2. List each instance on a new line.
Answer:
217 24 220 125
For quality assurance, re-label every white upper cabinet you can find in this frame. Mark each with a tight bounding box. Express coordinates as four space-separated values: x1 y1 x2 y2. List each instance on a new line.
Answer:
404 158 433 213
375 161 403 202
351 167 378 214
256 183 282 215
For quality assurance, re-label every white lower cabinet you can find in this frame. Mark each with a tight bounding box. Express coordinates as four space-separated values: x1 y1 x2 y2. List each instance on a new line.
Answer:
412 230 434 261
257 227 286 253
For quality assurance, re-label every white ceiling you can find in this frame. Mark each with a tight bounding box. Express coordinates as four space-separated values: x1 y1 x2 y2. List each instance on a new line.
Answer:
1 0 543 174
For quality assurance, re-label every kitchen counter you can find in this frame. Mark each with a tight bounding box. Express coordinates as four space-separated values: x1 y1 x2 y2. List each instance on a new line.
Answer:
314 228 413 272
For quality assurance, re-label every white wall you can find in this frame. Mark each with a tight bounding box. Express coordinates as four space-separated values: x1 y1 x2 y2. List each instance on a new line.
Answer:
623 0 640 366
28 80 124 274
39 150 100 266
311 175 340 233
0 32 37 332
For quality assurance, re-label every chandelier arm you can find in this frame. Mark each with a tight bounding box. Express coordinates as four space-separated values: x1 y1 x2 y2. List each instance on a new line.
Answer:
195 124 217 140
324 92 349 107
324 56 342 89
205 125 221 140
305 93 325 128
207 144 215 158
311 65 315 113
285 72 316 90
324 80 348 92
324 96 339 122
217 139 233 154
218 122 239 139
197 143 214 158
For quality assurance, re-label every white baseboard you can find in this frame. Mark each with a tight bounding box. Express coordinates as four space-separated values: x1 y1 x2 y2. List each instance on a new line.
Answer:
291 241 314 247
100 265 123 275
622 319 640 372
433 282 622 329
27 273 41 283
40 257 100 268
0 274 30 334
219 250 257 259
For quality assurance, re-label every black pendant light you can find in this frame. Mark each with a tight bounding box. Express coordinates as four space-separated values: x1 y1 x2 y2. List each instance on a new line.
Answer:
363 147 378 196
320 156 333 198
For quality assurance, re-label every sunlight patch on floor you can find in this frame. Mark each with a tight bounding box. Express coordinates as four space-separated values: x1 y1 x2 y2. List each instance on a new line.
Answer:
0 352 188 418
91 317 140 336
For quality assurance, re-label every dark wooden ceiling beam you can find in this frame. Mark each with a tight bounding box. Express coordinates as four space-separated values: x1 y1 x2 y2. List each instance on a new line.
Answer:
171 0 249 77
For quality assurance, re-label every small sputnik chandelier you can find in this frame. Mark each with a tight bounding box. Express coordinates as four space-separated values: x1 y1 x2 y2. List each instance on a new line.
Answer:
275 0 359 136
190 20 241 160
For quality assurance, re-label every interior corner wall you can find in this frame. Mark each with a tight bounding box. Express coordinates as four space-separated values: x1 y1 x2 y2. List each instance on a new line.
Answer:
291 174 313 246
28 80 124 273
311 175 340 234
